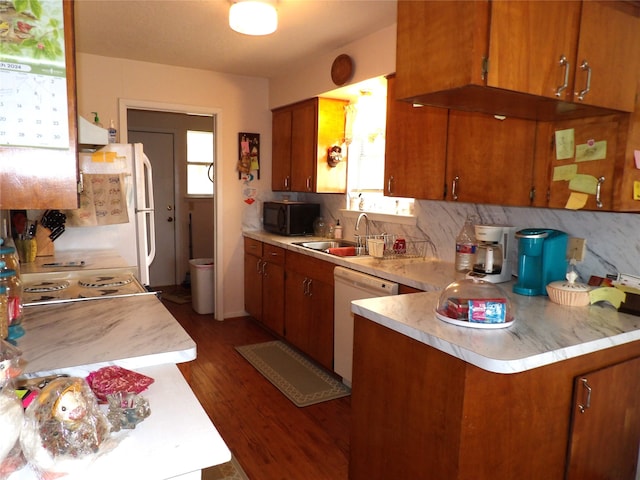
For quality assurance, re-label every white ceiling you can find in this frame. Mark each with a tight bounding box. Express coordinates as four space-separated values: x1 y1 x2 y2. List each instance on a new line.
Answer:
74 0 397 79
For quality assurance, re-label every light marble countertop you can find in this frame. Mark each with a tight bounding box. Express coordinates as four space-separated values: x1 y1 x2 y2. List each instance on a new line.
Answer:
20 295 196 375
244 230 640 374
352 288 640 374
244 230 458 291
8 291 230 479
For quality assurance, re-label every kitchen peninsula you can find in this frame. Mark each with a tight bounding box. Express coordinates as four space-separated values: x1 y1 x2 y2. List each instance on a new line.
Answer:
7 293 230 479
349 290 640 480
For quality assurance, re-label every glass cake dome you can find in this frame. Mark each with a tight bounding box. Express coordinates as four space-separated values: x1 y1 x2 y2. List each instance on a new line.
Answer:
435 278 515 329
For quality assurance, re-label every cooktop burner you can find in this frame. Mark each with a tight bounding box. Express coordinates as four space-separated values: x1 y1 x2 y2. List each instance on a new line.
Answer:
78 275 134 288
24 281 70 293
23 271 154 306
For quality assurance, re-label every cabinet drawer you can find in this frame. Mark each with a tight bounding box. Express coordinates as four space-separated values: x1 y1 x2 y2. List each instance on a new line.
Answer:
263 244 285 265
244 237 263 256
285 251 334 285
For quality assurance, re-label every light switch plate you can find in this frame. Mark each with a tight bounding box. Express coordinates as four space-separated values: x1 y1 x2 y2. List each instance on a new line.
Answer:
568 237 586 262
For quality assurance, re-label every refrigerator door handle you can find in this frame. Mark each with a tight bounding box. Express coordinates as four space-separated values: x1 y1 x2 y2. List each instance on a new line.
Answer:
141 153 156 266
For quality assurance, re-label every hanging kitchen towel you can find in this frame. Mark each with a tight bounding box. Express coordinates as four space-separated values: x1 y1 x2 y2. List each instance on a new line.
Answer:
66 174 130 226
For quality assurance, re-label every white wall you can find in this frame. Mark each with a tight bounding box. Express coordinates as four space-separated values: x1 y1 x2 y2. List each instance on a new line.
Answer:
76 53 271 318
269 24 397 109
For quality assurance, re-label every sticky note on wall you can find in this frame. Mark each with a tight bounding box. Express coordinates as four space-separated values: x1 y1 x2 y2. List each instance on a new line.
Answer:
569 174 598 195
555 129 575 160
553 164 578 181
575 140 607 162
565 192 588 210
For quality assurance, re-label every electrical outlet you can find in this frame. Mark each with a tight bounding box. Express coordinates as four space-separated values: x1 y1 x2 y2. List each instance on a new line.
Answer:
568 237 587 262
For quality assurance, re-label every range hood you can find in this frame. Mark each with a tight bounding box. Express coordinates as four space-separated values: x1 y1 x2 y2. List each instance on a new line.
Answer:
77 115 108 149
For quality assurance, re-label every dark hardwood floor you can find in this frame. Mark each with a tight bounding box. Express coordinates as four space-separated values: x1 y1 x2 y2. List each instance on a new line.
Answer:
159 289 351 480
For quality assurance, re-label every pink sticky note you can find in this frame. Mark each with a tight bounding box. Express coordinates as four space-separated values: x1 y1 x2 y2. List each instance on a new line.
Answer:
635 150 640 169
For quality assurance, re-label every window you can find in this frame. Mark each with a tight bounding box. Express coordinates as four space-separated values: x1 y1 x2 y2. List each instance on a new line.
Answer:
186 130 214 196
344 82 414 216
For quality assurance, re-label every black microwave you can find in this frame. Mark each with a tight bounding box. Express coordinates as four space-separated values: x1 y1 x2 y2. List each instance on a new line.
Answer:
263 201 320 236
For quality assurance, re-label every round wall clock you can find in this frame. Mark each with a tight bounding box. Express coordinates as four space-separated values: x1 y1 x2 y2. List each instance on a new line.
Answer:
331 54 354 86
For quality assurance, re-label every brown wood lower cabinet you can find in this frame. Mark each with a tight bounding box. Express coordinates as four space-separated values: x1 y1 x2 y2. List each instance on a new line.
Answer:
350 315 640 480
284 251 334 370
243 238 285 335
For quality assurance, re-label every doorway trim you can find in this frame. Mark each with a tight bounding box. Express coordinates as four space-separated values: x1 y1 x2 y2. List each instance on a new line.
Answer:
118 99 224 321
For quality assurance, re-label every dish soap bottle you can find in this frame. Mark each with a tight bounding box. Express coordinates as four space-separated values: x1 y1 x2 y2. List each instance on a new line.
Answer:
334 220 342 239
108 120 117 143
455 215 477 272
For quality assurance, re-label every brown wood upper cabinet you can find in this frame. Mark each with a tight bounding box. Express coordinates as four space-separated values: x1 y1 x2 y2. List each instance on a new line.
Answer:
272 97 348 193
395 0 640 121
384 74 448 200
0 1 78 209
446 111 537 206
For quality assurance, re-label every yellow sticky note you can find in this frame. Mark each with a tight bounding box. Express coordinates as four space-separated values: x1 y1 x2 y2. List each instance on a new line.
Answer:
553 164 578 181
569 174 598 195
555 129 575 160
91 151 117 163
634 181 640 200
575 140 607 162
589 287 626 309
564 192 588 210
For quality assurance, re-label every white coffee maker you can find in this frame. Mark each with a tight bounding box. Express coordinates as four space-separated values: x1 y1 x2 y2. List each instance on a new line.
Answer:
467 224 517 283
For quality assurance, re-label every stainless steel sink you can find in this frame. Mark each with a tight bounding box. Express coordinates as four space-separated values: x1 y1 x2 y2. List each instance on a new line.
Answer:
293 240 358 251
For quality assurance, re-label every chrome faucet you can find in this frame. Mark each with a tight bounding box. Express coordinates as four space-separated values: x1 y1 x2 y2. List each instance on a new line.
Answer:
356 212 369 252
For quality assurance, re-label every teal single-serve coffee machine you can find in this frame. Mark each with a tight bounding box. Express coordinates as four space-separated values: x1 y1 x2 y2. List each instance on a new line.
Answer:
513 228 568 296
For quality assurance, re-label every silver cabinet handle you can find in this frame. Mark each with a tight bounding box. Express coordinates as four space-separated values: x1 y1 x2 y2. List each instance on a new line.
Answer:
306 278 313 296
452 176 460 201
306 176 312 191
261 260 267 276
255 259 262 274
596 176 605 209
387 175 394 195
302 277 310 296
576 60 592 101
555 55 570 97
284 176 290 190
578 377 592 413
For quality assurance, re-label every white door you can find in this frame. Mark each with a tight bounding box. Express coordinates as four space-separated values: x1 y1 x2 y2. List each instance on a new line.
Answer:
128 130 177 286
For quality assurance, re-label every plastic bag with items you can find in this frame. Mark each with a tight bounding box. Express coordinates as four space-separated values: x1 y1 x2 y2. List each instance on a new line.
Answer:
19 376 112 476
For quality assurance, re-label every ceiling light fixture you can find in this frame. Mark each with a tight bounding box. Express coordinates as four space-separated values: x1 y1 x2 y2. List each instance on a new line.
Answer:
229 0 278 36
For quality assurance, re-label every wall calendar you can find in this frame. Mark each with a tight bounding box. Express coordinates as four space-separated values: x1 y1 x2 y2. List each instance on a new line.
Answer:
0 0 69 150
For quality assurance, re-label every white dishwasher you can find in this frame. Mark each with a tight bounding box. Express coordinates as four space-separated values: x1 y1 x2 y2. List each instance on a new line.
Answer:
334 266 399 386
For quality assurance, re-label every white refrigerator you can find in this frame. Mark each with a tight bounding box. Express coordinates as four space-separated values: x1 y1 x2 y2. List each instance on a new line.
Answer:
54 143 156 285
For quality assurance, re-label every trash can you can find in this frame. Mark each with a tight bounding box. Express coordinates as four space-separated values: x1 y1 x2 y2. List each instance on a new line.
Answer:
189 258 214 314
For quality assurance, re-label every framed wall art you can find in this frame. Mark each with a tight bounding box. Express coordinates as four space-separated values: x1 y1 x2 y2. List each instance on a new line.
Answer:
237 132 260 179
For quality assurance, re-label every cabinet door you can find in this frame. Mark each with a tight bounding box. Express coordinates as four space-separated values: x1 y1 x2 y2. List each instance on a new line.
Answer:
488 1 580 100
445 111 536 206
305 278 334 370
284 269 312 352
384 75 448 200
272 108 292 191
0 1 78 209
243 252 263 321
544 116 620 211
566 356 640 479
290 100 317 192
262 245 285 336
574 1 640 112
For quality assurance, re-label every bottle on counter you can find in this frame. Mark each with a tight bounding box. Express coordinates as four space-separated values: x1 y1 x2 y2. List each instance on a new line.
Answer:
0 238 20 277
0 261 23 340
334 220 343 239
455 215 477 272
108 119 117 143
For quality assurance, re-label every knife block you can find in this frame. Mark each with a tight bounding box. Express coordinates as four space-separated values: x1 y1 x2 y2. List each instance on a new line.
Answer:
35 226 55 257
